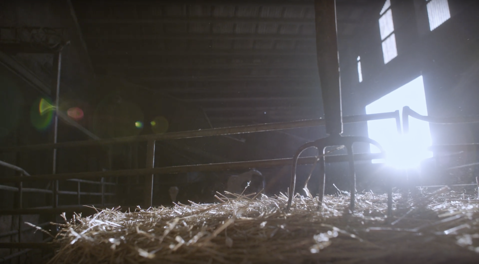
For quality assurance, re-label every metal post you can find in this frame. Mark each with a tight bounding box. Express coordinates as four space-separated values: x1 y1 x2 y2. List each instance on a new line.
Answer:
476 176 479 200
77 181 81 205
101 177 105 206
51 51 63 208
318 156 326 209
144 140 156 207
17 173 23 244
346 145 356 211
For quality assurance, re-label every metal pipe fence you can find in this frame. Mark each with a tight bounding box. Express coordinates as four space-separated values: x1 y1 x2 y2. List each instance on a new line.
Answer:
0 111 401 261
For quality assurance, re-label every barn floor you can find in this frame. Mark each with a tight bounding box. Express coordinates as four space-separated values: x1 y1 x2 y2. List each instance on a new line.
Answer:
46 188 479 264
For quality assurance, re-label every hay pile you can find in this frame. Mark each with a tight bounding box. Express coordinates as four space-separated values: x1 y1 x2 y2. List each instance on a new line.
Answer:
46 188 479 264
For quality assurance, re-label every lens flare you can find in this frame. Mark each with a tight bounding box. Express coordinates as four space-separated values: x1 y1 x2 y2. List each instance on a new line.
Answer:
151 116 169 134
39 98 55 115
92 95 144 138
31 97 54 131
67 107 84 120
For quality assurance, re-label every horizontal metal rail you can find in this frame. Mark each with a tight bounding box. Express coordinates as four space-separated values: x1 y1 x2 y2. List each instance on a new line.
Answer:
416 183 478 189
66 178 116 185
0 160 30 176
446 162 479 170
57 190 115 196
429 144 479 153
402 106 479 133
0 222 50 239
0 185 53 194
403 107 479 156
0 153 383 184
0 204 116 215
403 106 479 124
0 112 399 153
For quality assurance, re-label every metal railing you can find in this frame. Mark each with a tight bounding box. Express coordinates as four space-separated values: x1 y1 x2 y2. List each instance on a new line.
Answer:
402 106 479 176
402 106 479 155
0 111 403 258
0 159 116 261
0 111 401 208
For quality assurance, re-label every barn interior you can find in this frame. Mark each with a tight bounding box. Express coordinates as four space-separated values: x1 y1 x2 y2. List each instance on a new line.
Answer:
1 0 479 263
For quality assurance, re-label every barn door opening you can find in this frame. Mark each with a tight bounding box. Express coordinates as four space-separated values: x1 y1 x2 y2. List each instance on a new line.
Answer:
366 76 432 168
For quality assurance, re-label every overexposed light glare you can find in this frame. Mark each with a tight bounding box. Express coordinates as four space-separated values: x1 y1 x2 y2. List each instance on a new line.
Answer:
357 56 363 83
427 0 451 31
366 76 432 169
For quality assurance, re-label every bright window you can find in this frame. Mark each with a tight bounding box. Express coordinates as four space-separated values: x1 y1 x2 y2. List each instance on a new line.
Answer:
379 9 394 39
366 76 432 169
357 56 363 83
381 34 398 64
427 0 451 31
379 0 397 64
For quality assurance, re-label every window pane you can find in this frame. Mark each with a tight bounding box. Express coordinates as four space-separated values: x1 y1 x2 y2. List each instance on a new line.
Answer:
380 0 391 15
357 56 363 83
379 9 394 40
427 0 451 31
382 33 397 64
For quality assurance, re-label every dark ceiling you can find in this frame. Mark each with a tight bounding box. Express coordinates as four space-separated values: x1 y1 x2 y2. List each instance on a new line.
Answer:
71 0 382 127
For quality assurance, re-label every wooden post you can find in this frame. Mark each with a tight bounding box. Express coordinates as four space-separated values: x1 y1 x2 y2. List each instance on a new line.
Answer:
144 140 156 207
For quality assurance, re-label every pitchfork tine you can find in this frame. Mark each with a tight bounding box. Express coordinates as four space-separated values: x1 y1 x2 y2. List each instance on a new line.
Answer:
285 0 391 219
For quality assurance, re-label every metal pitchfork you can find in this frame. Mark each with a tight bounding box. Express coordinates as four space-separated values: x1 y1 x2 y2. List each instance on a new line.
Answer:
286 0 391 217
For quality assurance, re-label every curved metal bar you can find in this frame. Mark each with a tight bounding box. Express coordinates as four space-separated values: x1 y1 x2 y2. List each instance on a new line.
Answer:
0 160 30 176
345 144 356 210
343 136 385 211
286 135 389 215
403 106 479 130
286 142 319 212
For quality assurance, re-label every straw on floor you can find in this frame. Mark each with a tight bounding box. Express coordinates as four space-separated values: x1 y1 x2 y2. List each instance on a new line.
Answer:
43 187 479 264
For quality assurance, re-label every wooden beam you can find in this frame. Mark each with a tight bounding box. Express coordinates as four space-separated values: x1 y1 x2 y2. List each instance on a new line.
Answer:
91 50 316 57
131 76 319 82
75 0 374 8
85 33 315 41
81 17 315 25
77 0 316 7
145 80 319 93
206 115 320 122
186 100 320 109
203 106 321 112
180 96 317 103
95 62 317 70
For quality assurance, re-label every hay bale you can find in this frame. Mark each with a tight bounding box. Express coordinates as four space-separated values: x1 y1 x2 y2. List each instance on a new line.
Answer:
46 189 479 264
